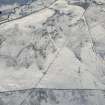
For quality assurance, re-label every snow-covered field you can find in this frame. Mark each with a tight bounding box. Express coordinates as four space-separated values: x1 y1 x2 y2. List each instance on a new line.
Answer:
0 0 105 92
0 0 105 104
0 89 105 105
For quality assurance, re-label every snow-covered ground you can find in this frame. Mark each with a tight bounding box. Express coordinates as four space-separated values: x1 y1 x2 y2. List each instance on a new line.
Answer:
0 8 55 91
0 0 105 92
0 89 105 105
